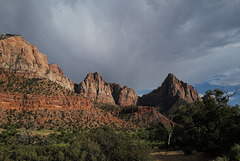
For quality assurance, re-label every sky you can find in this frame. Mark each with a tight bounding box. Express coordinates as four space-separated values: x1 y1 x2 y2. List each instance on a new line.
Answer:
0 0 240 105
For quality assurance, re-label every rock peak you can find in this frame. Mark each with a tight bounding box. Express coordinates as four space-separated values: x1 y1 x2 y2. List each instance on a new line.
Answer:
93 72 100 75
87 72 100 77
164 73 178 82
75 72 138 106
85 72 103 82
167 73 175 77
0 34 23 40
138 73 201 112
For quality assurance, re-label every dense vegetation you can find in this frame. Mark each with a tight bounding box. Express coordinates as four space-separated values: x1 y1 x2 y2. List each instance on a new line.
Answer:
169 89 240 158
0 126 152 161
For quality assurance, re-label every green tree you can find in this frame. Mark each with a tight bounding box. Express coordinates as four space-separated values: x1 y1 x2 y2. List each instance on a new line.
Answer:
0 126 19 144
67 135 105 161
171 89 240 157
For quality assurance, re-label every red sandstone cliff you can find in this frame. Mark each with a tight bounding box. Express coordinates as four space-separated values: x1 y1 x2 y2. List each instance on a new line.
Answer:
110 83 138 106
75 72 116 104
0 34 73 90
75 72 138 106
0 93 92 111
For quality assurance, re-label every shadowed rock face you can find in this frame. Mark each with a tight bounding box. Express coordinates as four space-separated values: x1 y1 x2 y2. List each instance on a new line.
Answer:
75 72 138 106
138 73 201 112
110 83 122 104
0 34 73 90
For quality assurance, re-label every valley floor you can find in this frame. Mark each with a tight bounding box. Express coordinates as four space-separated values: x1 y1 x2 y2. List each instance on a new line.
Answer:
151 147 212 161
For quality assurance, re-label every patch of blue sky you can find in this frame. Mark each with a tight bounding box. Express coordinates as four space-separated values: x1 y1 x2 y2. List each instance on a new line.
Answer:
194 82 240 106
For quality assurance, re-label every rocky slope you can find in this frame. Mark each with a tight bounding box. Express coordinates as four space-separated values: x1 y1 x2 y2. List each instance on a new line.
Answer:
138 73 201 112
117 106 173 127
0 93 137 130
0 34 73 90
115 106 172 127
97 103 173 127
0 70 137 130
75 72 138 106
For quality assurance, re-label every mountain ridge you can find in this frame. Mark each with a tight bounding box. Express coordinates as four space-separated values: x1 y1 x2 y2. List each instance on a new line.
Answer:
0 34 201 112
75 72 138 106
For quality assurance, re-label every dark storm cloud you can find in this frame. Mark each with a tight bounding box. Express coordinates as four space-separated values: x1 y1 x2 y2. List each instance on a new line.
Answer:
1 0 240 91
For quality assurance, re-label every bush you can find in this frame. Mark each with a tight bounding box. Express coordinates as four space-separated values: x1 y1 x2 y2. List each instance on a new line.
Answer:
228 144 240 161
88 127 152 161
215 156 229 161
67 136 106 161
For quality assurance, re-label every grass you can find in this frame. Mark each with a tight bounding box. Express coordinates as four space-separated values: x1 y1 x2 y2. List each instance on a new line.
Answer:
0 128 57 136
31 129 57 136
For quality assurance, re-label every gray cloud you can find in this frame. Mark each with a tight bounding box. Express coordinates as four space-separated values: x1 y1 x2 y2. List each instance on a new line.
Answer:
1 0 240 91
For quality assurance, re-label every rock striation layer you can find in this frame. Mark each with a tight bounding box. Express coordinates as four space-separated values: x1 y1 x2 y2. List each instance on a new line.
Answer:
0 34 73 90
138 73 201 111
75 72 138 106
0 93 92 111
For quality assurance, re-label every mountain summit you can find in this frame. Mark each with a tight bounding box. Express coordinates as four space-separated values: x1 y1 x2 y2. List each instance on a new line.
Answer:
138 73 201 111
0 34 201 110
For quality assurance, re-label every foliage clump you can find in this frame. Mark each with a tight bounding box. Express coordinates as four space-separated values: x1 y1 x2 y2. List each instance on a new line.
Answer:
0 127 152 161
170 89 240 157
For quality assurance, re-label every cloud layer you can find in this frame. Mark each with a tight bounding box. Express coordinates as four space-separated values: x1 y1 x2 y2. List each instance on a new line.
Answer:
1 0 240 91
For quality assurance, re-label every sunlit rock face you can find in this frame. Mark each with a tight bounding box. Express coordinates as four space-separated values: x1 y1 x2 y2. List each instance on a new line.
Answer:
76 72 116 105
75 72 138 106
0 34 73 90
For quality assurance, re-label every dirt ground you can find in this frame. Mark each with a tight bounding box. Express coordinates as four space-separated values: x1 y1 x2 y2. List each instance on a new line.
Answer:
151 147 212 161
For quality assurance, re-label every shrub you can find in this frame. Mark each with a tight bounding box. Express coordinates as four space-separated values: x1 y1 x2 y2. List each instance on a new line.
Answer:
215 156 229 161
67 136 106 161
228 144 240 161
89 127 152 161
